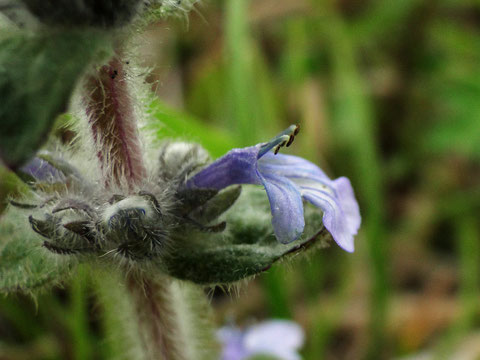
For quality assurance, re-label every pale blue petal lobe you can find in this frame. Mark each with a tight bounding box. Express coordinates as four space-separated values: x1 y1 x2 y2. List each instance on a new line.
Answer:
302 188 355 253
332 177 361 235
260 173 304 244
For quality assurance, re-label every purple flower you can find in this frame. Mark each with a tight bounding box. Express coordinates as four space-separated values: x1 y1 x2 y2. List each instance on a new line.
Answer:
188 125 361 252
19 157 64 183
217 320 305 360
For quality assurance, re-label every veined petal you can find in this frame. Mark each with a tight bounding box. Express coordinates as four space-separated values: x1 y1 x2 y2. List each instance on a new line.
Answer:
332 177 361 235
19 158 64 183
260 153 361 251
189 146 261 189
301 186 355 253
258 152 331 182
259 173 304 244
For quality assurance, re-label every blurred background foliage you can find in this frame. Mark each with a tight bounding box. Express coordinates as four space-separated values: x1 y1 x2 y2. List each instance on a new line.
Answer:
2 0 480 359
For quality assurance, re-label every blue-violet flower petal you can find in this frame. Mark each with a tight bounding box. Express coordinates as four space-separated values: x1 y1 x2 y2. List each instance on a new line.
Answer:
19 157 64 183
218 319 305 360
188 126 361 252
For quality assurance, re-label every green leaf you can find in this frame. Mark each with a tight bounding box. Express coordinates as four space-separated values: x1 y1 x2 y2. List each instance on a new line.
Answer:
0 29 110 169
0 207 73 294
163 187 330 285
0 164 30 216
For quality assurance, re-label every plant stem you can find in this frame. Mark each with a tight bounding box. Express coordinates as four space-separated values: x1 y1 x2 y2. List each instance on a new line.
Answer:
84 54 217 360
84 55 146 190
127 275 191 360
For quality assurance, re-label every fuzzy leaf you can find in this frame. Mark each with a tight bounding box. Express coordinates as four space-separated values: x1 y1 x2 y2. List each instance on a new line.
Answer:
0 208 73 294
0 164 30 215
163 187 330 284
0 29 110 170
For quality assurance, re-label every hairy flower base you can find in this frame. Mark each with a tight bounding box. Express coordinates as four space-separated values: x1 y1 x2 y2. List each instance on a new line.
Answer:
16 145 233 266
4 127 358 287
28 191 171 260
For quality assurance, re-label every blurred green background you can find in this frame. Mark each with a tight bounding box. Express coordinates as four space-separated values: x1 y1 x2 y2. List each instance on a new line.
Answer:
2 0 480 359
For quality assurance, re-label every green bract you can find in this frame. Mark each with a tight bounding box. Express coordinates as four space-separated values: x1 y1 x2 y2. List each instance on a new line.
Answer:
0 207 72 293
164 187 330 284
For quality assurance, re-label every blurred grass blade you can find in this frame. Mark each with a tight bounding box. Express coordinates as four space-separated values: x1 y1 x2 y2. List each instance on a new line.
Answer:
315 0 389 357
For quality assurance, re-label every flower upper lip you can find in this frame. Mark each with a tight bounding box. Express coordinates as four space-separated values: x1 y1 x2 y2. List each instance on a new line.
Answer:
188 126 361 252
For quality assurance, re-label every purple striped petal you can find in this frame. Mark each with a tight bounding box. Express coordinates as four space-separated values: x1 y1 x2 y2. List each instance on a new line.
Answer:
19 157 64 183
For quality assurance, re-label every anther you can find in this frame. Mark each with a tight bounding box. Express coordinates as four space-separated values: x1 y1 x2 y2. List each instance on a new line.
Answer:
274 141 287 155
286 124 300 147
286 135 295 147
294 124 300 136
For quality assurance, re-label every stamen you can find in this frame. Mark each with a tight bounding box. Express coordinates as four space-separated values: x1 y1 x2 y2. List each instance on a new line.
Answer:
258 135 290 158
287 124 300 147
294 124 300 136
274 140 288 155
258 125 300 158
